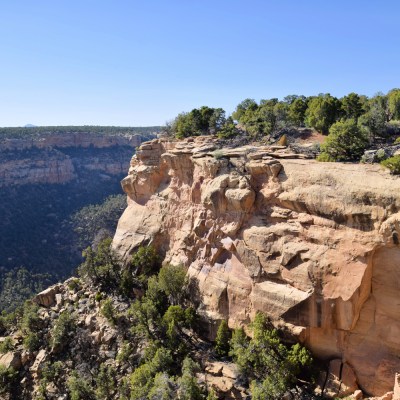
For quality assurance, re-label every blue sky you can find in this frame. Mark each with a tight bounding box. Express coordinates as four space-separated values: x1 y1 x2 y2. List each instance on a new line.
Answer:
0 0 399 127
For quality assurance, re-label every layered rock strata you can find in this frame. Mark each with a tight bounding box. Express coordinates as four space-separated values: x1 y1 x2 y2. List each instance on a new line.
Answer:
113 136 400 396
0 132 149 186
0 132 144 151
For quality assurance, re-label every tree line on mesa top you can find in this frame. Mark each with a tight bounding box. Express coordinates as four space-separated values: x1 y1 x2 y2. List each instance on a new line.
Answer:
166 89 400 166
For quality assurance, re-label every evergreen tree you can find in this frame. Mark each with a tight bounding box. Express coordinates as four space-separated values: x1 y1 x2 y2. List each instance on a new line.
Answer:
305 93 341 134
215 320 231 357
318 119 369 161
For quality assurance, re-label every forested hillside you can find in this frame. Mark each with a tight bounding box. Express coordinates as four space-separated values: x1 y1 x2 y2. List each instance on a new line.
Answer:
0 126 157 311
0 125 161 140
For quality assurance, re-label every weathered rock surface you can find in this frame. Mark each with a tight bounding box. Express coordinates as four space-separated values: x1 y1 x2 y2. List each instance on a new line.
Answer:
0 131 144 151
113 136 400 396
2 278 137 399
33 285 62 307
0 351 22 370
317 359 359 398
0 131 153 186
203 361 245 399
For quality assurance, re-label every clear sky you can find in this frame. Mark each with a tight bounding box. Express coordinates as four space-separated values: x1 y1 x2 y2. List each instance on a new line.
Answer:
0 0 399 127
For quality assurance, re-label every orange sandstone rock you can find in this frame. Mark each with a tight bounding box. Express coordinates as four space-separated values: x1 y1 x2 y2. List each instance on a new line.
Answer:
113 136 400 396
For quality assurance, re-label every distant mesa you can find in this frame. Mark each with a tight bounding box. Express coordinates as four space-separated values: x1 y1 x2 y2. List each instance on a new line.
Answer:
24 124 37 128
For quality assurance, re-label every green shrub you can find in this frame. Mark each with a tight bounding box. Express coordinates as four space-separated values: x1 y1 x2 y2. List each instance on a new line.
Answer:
162 305 190 349
229 312 313 399
213 150 225 159
207 388 218 400
118 377 131 400
0 366 17 395
101 299 115 325
148 372 175 399
304 94 341 134
51 311 75 351
375 148 387 162
78 238 121 291
130 246 160 278
0 309 21 334
95 292 103 302
381 155 400 174
0 337 14 354
67 372 96 400
130 347 173 400
67 278 81 292
40 361 64 383
158 264 186 305
217 117 240 139
119 245 160 297
318 119 369 162
178 357 203 400
117 341 134 365
316 152 335 162
171 106 226 139
23 332 41 352
95 364 116 399
21 301 41 334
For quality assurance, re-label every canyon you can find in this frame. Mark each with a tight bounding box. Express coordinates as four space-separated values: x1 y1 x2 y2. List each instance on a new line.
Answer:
113 136 400 396
0 130 148 186
0 128 155 282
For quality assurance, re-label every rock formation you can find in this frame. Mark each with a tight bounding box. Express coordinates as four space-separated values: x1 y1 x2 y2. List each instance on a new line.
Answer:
113 136 400 396
0 131 150 187
0 128 155 282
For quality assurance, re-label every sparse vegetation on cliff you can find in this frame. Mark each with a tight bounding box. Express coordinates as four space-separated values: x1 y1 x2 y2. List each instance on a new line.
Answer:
0 236 318 399
230 312 313 400
168 88 400 163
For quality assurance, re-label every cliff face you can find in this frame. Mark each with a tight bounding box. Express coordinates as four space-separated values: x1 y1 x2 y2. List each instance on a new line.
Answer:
113 136 400 396
0 132 146 186
0 132 144 151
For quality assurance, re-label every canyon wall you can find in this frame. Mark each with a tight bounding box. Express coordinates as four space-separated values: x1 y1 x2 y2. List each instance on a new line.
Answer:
0 132 149 186
0 131 144 150
113 136 400 396
0 129 154 274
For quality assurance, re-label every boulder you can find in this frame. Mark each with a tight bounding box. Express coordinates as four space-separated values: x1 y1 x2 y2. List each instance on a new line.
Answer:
0 352 21 370
33 285 61 307
31 349 47 376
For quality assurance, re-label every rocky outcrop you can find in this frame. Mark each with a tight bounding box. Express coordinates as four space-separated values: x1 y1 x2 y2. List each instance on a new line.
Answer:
113 136 400 396
2 278 132 399
202 361 245 399
33 285 62 308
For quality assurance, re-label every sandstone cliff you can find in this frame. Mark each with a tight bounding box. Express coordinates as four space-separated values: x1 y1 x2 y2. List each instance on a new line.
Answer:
0 131 151 186
113 136 400 396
